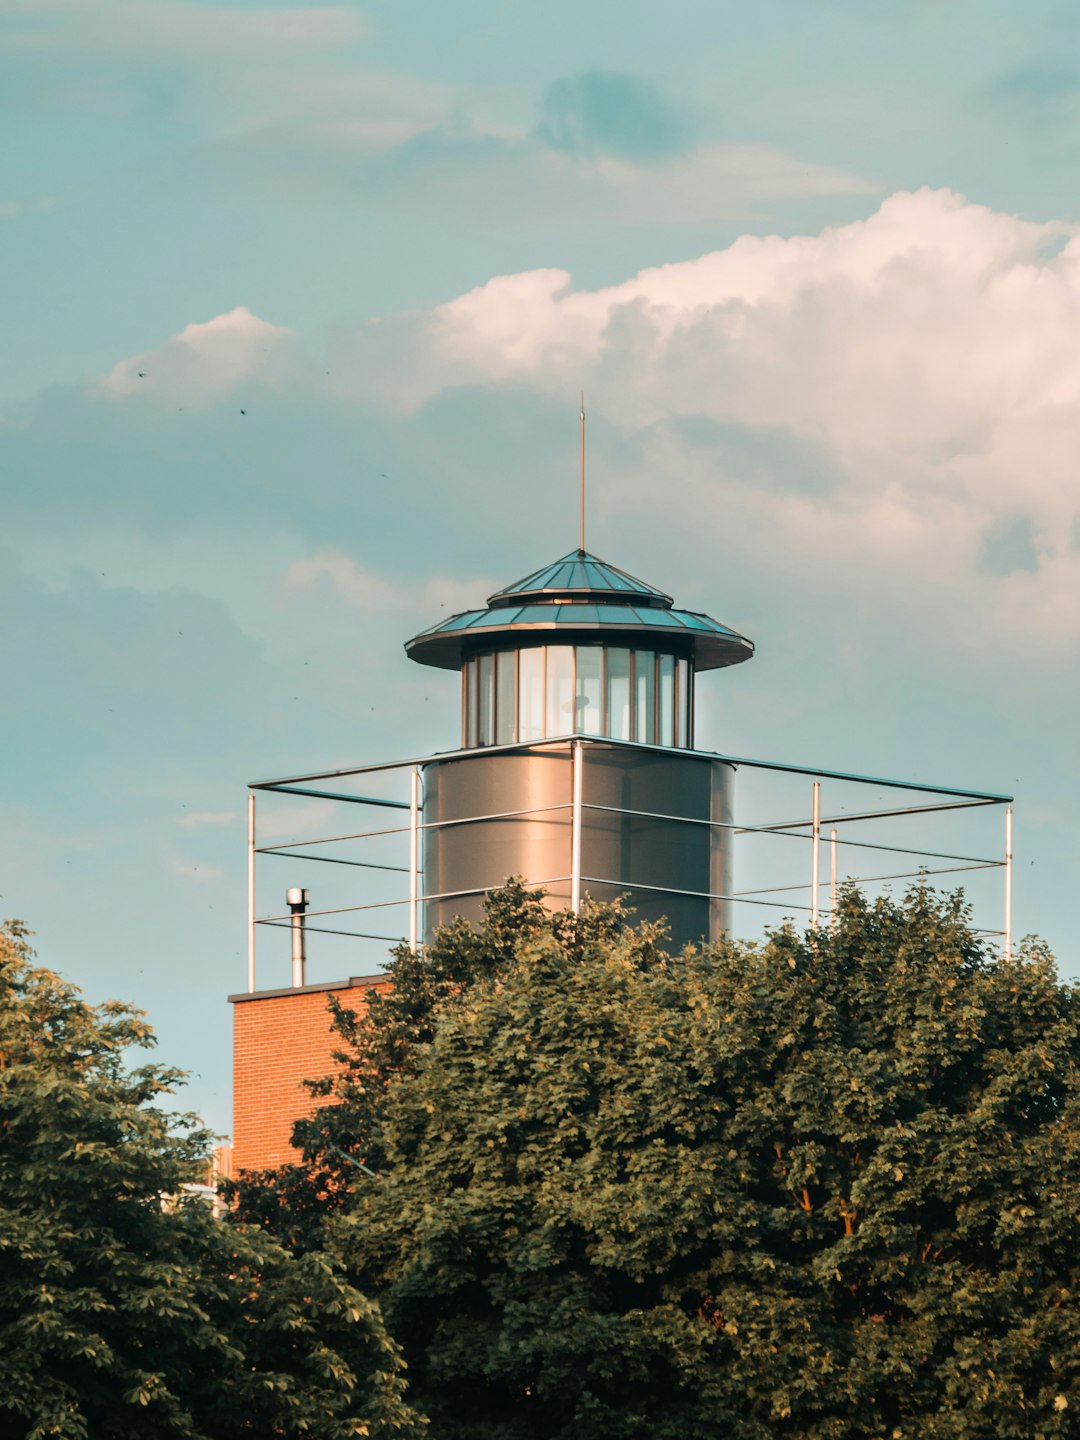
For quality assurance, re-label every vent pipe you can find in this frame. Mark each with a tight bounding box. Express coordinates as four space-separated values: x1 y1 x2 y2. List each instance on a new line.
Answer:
286 887 309 987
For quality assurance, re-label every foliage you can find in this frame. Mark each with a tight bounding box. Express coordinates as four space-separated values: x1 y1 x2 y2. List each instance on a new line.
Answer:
0 920 422 1440
228 880 554 1245
329 886 1080 1440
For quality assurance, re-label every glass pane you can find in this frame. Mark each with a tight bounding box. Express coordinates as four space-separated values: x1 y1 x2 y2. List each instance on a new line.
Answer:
606 648 631 741
676 658 690 747
546 646 575 736
518 647 545 741
575 646 603 735
495 651 516 744
464 659 476 747
478 653 494 747
658 654 675 746
634 651 655 744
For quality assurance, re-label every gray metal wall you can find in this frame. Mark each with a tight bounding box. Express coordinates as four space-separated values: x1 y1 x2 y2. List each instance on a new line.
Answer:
422 741 733 950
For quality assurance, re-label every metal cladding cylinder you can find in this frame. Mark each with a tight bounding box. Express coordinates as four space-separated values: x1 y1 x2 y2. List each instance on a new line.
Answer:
422 740 734 948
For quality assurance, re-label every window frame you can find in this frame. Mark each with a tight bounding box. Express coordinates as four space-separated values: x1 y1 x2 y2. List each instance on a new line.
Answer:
461 643 691 749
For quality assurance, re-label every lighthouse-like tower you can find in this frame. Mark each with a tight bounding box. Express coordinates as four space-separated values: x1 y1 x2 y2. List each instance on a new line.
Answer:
406 548 753 947
233 529 1014 1176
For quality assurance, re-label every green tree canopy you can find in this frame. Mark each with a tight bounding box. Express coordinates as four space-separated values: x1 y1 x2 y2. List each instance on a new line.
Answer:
0 921 422 1440
230 881 556 1246
328 886 1079 1440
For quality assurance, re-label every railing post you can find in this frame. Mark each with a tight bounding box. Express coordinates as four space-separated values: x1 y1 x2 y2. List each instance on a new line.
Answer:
811 779 821 931
1004 804 1013 960
571 739 583 913
409 767 420 951
247 791 256 993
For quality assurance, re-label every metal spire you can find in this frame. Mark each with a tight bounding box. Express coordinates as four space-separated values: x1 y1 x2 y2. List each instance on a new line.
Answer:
579 392 586 554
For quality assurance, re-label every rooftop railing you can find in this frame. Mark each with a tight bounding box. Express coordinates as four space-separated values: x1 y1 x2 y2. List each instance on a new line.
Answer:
245 736 1013 993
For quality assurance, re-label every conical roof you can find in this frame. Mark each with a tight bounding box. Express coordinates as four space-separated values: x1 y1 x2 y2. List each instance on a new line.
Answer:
406 547 753 673
488 549 672 609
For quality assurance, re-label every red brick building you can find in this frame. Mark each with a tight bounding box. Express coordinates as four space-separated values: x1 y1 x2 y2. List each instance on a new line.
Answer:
230 975 388 1173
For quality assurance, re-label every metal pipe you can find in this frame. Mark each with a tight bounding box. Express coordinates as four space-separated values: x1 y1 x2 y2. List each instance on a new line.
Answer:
752 796 1004 833
1004 805 1013 960
256 920 403 944
254 800 1000 863
257 851 412 873
247 792 256 993
287 887 309 987
258 822 414 849
830 826 837 929
256 876 576 926
253 783 411 809
251 737 1013 805
576 874 812 911
731 861 999 899
811 780 821 931
571 739 583 913
409 767 420 951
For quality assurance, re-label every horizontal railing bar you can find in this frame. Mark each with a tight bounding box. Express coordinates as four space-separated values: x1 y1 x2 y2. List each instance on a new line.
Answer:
252 803 997 874
714 755 1012 803
258 877 574 924
580 801 719 829
255 850 413 874
419 877 571 905
421 803 571 832
577 807 1002 870
732 862 999 898
251 736 1012 805
256 826 412 851
577 874 813 911
810 835 1001 865
578 874 714 901
257 920 404 943
256 813 998 870
749 796 1002 833
251 737 582 788
258 897 410 922
253 784 410 809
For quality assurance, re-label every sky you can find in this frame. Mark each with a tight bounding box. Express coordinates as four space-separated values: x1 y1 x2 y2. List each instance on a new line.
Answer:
5 0 1080 1136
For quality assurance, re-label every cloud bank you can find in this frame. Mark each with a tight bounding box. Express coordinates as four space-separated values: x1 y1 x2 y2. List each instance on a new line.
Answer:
92 187 1080 652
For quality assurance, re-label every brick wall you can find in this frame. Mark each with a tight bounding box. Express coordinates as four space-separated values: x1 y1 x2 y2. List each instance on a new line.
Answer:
230 976 389 1173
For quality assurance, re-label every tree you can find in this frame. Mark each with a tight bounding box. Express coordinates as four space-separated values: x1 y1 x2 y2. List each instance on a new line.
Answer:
0 921 423 1440
330 886 1080 1440
229 881 555 1247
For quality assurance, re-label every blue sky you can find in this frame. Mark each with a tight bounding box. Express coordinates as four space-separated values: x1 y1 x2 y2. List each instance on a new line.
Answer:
5 0 1080 1135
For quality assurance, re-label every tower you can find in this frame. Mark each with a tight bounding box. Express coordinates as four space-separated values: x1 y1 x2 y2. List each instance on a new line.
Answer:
232 529 1014 1175
406 547 753 946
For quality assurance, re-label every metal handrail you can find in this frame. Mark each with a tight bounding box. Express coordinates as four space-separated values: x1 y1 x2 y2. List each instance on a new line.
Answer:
245 735 1014 993
251 733 1013 806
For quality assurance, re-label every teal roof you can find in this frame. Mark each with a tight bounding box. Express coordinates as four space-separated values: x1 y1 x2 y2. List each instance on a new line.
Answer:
406 547 753 673
489 550 672 609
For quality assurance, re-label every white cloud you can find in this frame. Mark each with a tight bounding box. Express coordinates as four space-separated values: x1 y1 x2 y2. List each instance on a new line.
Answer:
0 196 59 218
99 306 293 404
282 549 498 621
282 550 405 614
175 810 237 829
86 188 1080 651
327 186 1079 648
3 2 365 60
287 120 874 229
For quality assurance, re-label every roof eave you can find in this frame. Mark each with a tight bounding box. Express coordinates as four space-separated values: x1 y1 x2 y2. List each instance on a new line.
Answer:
405 621 754 673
